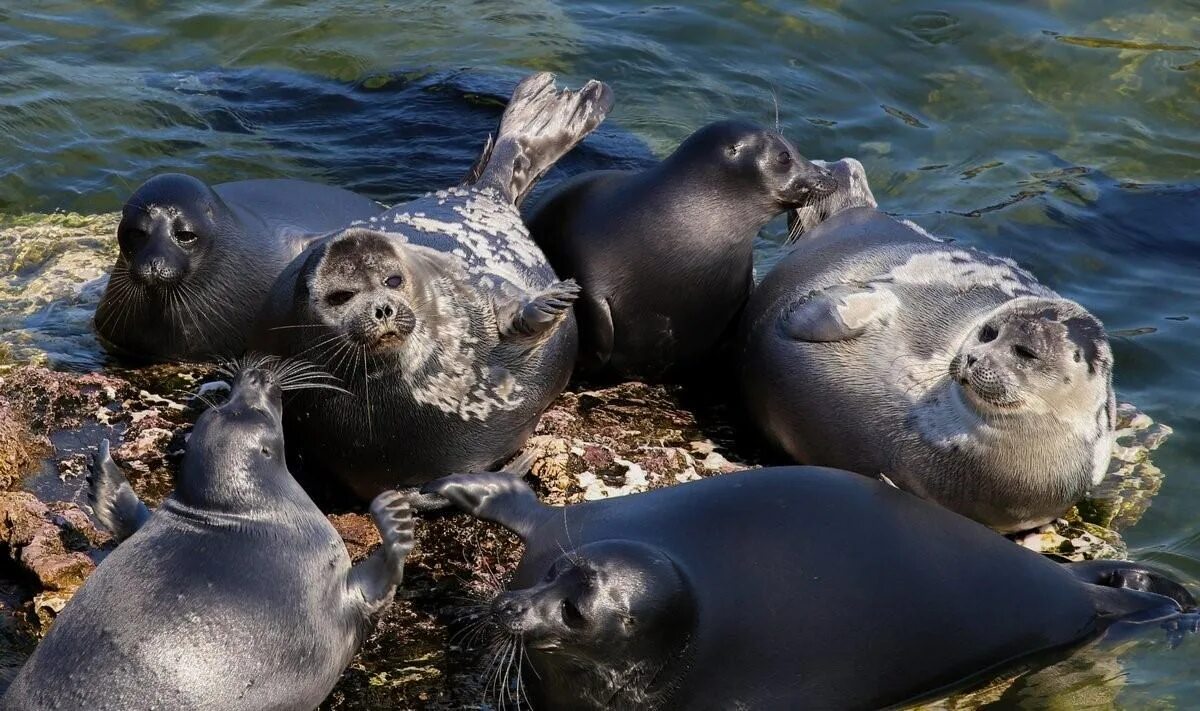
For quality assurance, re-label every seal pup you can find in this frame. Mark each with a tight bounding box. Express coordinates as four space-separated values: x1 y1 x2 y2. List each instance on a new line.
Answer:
524 120 838 380
424 466 1192 710
94 174 383 361
738 205 1115 531
786 156 878 238
253 72 612 500
2 363 415 710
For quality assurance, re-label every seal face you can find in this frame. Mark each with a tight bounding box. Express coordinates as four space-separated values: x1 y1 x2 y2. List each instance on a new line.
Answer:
525 120 838 380
94 173 383 362
739 199 1116 531
1 362 415 710
425 467 1189 710
252 73 612 499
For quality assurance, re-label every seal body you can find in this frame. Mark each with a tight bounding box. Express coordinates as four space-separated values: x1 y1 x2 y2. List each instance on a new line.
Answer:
2 366 414 710
253 73 612 499
426 467 1188 710
526 120 837 380
94 174 383 361
739 206 1115 531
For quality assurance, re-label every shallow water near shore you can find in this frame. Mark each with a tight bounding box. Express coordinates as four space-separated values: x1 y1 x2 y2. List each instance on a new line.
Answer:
1 0 1199 708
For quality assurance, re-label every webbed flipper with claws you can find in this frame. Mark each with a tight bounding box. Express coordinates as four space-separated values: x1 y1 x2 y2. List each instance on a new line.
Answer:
421 450 550 538
347 490 416 618
496 279 582 340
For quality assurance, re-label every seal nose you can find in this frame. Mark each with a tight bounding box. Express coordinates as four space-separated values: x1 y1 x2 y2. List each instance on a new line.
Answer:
966 354 979 368
492 594 530 630
373 302 396 322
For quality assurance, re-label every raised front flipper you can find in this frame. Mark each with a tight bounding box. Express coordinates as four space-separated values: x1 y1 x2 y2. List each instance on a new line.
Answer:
495 279 581 340
347 490 416 618
87 439 151 542
780 283 898 342
421 450 549 539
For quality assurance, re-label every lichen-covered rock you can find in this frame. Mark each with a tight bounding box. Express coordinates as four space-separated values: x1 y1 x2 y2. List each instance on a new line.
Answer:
0 492 100 607
0 404 46 490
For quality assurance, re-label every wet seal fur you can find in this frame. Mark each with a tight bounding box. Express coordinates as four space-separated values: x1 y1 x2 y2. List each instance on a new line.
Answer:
739 203 1116 531
525 120 838 380
253 73 612 500
94 174 383 361
2 364 415 710
425 466 1193 710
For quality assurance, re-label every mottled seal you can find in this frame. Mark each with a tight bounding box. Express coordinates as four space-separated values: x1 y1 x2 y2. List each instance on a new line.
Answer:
525 120 838 379
2 364 414 710
94 174 383 361
252 72 611 500
787 156 878 238
739 205 1116 531
425 466 1191 710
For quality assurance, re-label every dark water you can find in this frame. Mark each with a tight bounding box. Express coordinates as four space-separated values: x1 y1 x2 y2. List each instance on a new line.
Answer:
2 0 1199 706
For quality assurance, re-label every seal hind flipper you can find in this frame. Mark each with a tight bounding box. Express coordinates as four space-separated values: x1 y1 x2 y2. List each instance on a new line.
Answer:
1066 560 1196 611
87 439 151 542
780 283 898 342
347 490 416 616
466 72 614 206
496 279 581 340
421 455 548 538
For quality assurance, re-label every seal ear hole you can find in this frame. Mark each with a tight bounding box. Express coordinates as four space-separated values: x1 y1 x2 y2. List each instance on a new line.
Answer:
175 230 199 245
979 325 998 343
561 598 586 629
1073 350 1082 363
726 144 740 157
326 290 356 307
260 447 271 459
1012 344 1039 361
384 275 403 289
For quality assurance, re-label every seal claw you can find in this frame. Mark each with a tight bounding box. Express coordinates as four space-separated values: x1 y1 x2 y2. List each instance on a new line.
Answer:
500 279 581 339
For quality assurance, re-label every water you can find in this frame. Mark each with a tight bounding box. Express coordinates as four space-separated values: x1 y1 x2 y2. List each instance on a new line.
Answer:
1 0 1199 706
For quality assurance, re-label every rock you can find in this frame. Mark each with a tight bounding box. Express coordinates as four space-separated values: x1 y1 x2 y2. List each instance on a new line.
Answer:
0 404 46 490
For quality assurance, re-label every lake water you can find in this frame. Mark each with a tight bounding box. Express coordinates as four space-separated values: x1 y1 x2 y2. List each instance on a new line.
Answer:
1 0 1199 707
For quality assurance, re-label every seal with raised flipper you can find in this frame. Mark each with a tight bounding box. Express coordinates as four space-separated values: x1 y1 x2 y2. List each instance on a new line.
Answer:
738 203 1116 532
94 174 384 361
252 72 612 500
525 120 838 380
1 362 414 710
424 465 1192 710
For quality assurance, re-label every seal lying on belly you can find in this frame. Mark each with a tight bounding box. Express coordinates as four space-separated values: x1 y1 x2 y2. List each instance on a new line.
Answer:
525 120 837 380
94 174 383 361
738 206 1116 531
425 466 1192 710
1 364 415 710
252 73 611 500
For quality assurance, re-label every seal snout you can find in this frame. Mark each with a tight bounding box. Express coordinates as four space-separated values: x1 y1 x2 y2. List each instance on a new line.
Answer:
491 592 535 634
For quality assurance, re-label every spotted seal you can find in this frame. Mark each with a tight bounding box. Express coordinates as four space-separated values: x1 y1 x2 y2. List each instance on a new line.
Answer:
252 72 612 499
525 120 838 380
1 363 415 709
739 204 1116 531
424 466 1192 709
94 174 383 361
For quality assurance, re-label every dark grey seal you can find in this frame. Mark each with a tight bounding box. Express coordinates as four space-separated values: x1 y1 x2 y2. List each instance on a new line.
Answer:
252 72 612 501
525 120 838 380
1 363 414 710
739 205 1115 532
425 466 1193 710
94 174 383 361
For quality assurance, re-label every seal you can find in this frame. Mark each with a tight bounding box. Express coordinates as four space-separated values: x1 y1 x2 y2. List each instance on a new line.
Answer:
425 466 1192 710
525 120 838 379
252 72 612 500
1 362 415 710
786 156 878 238
94 174 384 361
738 205 1116 531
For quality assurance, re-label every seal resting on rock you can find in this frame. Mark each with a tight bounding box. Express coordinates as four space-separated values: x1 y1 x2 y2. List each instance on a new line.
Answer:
739 204 1116 531
94 174 383 361
252 72 611 500
425 466 1193 710
1 363 414 710
525 120 838 380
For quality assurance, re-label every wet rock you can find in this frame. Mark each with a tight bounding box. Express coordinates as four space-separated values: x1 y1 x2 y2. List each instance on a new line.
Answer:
0 404 46 490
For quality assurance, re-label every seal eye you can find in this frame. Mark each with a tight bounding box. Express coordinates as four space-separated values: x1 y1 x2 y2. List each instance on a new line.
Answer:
560 599 585 629
979 325 998 343
175 231 199 245
384 275 403 289
1012 344 1039 360
778 150 792 165
261 447 271 459
1073 350 1082 363
726 144 739 157
326 290 356 307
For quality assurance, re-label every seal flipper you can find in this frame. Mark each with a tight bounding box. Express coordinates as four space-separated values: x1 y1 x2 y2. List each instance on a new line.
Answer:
1067 560 1196 611
346 490 416 617
87 439 151 542
466 72 614 207
421 451 549 539
780 283 898 342
495 279 581 340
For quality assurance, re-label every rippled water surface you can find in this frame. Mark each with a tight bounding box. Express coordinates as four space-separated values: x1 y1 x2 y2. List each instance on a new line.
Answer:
2 0 1199 707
